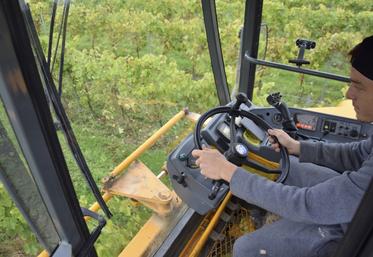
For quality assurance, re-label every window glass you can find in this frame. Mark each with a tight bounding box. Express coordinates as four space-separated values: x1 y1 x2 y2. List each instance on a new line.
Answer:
250 0 372 108
0 90 59 255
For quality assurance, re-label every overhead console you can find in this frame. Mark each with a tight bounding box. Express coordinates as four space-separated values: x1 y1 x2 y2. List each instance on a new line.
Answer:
251 107 373 143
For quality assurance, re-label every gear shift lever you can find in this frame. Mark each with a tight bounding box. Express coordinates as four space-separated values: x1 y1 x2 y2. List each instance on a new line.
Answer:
266 92 297 132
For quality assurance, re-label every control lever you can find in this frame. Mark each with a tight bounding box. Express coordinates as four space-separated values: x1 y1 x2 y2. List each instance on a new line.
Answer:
267 92 297 133
208 181 222 200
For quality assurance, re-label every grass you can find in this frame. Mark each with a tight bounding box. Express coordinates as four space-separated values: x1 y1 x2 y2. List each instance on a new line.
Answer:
0 237 33 257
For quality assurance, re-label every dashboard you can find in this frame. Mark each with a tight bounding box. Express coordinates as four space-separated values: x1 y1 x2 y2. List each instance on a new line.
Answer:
251 107 373 143
167 105 373 215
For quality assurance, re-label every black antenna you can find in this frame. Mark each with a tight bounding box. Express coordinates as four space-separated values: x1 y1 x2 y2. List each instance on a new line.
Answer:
47 0 58 66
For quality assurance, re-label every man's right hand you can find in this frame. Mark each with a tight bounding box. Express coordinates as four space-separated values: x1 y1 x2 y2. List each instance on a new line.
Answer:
267 129 300 155
191 147 237 182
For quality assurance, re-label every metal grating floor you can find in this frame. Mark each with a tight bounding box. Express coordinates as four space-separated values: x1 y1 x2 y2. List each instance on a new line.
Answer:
207 208 254 257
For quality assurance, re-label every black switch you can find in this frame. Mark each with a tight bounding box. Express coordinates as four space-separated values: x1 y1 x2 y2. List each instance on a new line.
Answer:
187 155 199 169
350 129 359 138
173 172 187 187
330 122 336 133
178 153 188 161
323 121 330 131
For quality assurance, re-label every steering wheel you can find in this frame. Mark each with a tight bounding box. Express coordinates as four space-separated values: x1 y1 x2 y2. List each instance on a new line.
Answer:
193 93 290 200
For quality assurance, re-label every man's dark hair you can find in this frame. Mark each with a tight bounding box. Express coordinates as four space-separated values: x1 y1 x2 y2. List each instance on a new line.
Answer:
349 43 362 64
349 35 373 80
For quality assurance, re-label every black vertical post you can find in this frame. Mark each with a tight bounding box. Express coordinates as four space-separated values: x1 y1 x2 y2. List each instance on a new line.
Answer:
201 0 231 106
0 1 96 256
238 0 263 100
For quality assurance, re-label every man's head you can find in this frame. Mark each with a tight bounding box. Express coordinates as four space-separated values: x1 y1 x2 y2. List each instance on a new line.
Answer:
345 35 373 122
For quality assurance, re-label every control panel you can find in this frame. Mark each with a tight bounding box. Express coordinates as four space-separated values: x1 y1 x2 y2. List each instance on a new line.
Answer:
251 107 373 143
167 104 373 215
167 133 230 215
321 119 361 139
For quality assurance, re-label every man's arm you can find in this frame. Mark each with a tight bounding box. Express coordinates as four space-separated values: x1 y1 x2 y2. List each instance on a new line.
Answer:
192 147 373 225
269 129 373 172
230 162 372 225
299 136 373 172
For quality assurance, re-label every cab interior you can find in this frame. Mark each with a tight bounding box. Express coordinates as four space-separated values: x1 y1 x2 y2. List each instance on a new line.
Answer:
0 1 373 257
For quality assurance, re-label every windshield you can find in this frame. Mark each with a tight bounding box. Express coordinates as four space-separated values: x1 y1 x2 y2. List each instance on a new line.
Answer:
219 1 372 109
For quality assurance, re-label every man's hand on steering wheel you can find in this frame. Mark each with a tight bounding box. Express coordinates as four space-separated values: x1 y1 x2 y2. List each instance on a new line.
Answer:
268 128 300 155
192 147 237 182
193 93 291 199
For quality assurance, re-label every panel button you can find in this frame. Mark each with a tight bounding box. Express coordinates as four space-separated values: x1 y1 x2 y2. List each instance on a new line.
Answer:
350 129 358 138
323 121 330 131
330 122 336 133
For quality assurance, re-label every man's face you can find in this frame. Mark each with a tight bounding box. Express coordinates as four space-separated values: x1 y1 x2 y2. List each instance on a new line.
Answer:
345 67 373 122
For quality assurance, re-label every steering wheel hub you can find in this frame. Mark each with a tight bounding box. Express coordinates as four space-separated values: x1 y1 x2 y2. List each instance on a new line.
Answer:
234 144 248 157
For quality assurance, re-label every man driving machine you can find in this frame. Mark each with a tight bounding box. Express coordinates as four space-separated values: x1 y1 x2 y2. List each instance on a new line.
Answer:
192 35 373 257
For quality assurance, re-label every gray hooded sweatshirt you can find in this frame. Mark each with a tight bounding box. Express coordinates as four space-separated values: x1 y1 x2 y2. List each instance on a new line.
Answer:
230 135 373 232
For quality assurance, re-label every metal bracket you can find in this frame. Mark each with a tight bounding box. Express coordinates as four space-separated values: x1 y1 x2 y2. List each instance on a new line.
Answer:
52 242 72 257
104 161 177 216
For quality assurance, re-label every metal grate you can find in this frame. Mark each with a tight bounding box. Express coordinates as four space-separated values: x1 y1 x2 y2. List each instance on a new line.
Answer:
207 208 254 257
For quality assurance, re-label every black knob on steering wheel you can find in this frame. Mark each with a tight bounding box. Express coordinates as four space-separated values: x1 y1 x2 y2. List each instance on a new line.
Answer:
194 95 290 200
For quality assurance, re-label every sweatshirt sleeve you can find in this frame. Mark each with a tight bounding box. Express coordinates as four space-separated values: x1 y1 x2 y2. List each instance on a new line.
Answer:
230 157 373 225
299 136 373 172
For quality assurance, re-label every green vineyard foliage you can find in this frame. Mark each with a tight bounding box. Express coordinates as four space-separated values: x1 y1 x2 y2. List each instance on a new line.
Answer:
0 0 372 256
